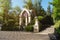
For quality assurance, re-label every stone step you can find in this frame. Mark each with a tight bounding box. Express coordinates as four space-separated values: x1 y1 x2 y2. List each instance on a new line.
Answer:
39 26 54 34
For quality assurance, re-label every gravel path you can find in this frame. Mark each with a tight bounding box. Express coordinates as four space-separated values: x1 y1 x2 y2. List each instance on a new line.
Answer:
0 31 50 40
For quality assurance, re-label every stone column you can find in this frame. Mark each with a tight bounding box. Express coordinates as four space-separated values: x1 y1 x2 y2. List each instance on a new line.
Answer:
28 16 31 23
34 17 39 32
25 17 28 26
19 17 22 25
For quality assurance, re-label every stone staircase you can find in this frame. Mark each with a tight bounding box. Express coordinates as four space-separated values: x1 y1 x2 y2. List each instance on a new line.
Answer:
37 26 54 34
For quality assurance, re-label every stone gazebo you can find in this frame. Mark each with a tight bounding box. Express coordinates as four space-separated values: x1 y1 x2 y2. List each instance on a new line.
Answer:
19 8 39 32
19 8 32 26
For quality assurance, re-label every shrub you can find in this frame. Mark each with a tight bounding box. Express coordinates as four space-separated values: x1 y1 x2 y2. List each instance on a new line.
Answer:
31 19 35 25
39 23 42 31
54 20 60 34
0 16 3 23
54 20 60 28
25 25 33 32
38 16 43 21
1 19 19 31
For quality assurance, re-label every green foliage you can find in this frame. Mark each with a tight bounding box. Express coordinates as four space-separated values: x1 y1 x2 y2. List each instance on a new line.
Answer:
50 0 60 34
23 0 33 9
47 4 51 16
13 6 21 13
1 20 19 31
0 0 11 24
33 0 46 16
1 4 20 31
38 16 43 21
41 16 54 25
25 25 33 32
23 0 46 16
31 18 35 25
54 20 60 28
39 23 42 31
0 16 3 23
54 20 60 34
51 0 60 22
2 8 19 31
1 13 19 31
0 0 11 9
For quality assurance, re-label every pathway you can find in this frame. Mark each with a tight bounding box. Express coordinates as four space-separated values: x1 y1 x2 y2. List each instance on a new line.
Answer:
0 26 54 40
0 31 50 40
39 26 54 34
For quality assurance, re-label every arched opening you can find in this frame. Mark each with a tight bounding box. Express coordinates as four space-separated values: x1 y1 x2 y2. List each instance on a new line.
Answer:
21 11 28 26
19 9 31 26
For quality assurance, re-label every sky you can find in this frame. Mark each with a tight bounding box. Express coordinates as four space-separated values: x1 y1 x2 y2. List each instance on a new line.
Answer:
11 0 52 11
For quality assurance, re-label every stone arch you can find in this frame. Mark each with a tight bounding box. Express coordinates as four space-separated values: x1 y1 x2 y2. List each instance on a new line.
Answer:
19 8 31 26
20 9 31 17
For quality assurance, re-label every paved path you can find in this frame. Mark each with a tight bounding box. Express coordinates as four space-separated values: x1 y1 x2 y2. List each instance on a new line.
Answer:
0 31 50 40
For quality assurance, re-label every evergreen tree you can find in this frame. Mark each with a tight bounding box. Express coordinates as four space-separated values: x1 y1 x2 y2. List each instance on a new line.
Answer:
13 6 21 14
47 4 51 16
0 0 11 23
23 0 46 16
33 0 46 16
9 6 21 26
23 0 33 9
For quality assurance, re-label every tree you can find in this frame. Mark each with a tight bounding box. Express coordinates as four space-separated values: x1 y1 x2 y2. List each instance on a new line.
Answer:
23 0 33 9
23 0 46 16
51 0 60 23
8 6 21 28
51 0 60 35
12 6 21 26
33 0 46 16
13 6 21 14
0 0 11 23
47 4 51 16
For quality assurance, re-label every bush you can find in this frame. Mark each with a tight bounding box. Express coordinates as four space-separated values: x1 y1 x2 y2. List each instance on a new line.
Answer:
38 16 43 21
54 20 60 34
25 25 33 32
39 23 42 31
0 16 3 23
31 19 35 25
1 20 19 31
